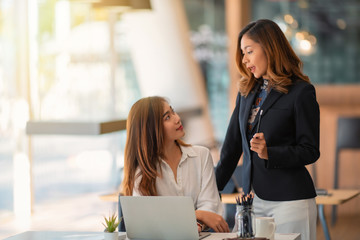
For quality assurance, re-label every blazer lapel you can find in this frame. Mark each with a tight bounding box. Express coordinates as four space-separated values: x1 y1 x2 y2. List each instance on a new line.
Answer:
239 84 259 194
250 89 283 135
240 83 260 134
260 89 283 115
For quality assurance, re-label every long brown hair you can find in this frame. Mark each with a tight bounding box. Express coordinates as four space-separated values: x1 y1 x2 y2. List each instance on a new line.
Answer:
122 96 189 196
236 19 310 96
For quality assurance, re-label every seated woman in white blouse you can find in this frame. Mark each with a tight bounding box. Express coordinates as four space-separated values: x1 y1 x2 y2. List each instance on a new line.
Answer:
121 96 229 233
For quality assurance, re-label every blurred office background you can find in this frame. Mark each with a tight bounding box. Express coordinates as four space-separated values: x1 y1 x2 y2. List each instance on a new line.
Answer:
1 0 360 239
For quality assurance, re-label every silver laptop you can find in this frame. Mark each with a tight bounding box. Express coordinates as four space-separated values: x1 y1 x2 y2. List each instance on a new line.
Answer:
120 196 211 240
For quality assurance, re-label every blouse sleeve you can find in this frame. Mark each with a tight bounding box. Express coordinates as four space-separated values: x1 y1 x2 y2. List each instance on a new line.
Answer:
195 148 224 215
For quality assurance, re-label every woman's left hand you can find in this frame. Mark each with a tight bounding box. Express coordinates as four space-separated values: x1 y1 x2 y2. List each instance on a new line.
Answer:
195 210 230 233
250 133 268 160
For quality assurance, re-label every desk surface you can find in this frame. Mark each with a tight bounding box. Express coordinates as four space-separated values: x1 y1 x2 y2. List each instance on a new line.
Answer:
315 189 360 205
101 189 360 205
5 231 300 240
221 189 360 205
100 193 119 202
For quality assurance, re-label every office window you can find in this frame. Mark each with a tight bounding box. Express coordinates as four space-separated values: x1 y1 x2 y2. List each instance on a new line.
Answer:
0 0 20 216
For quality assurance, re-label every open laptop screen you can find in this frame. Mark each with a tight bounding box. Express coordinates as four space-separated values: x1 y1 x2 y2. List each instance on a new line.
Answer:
120 196 210 240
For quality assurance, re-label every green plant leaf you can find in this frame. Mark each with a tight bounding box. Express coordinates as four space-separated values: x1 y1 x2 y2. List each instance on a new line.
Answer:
102 212 120 232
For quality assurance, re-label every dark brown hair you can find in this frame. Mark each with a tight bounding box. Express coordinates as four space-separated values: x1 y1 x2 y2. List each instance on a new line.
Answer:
236 19 310 96
122 96 189 196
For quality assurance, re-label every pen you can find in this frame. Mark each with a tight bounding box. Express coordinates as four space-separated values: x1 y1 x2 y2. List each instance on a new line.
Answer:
256 109 263 133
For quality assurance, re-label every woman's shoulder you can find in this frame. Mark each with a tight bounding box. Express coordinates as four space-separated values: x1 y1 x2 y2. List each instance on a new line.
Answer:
291 77 314 87
290 78 315 93
180 145 214 168
288 78 318 105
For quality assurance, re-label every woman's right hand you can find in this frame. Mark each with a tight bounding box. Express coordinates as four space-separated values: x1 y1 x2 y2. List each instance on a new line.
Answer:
250 132 268 159
195 210 230 232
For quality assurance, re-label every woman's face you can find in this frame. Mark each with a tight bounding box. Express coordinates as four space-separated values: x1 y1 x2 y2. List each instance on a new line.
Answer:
240 34 269 79
162 102 185 144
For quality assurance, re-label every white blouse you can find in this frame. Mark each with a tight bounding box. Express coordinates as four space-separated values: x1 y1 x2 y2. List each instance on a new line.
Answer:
133 145 223 215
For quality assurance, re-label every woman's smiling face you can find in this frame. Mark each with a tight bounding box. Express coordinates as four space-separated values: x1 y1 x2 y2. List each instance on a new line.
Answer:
241 34 269 79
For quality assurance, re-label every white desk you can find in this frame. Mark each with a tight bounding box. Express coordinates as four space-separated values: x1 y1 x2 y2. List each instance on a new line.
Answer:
4 231 124 240
5 231 300 240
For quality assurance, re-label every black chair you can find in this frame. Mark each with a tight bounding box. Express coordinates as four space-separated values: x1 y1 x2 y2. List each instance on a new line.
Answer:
331 116 360 225
118 193 126 232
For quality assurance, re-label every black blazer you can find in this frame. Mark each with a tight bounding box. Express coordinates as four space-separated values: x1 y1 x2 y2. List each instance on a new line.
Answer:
215 79 320 201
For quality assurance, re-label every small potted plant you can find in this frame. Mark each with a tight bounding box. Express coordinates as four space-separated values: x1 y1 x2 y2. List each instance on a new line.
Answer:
102 212 121 240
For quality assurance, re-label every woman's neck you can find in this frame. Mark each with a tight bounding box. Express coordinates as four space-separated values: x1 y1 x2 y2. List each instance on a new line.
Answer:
162 141 182 181
163 141 181 162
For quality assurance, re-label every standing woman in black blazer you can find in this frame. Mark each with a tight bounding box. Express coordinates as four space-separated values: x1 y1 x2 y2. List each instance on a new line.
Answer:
215 19 319 240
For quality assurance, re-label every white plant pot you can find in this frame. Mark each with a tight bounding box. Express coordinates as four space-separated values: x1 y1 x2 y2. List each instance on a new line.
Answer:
104 232 118 240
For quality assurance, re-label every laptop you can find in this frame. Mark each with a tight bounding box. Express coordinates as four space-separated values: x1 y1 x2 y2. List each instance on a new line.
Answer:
120 196 211 240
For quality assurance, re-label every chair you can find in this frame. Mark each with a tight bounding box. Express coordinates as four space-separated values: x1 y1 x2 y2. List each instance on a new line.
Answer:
118 193 126 232
331 116 360 225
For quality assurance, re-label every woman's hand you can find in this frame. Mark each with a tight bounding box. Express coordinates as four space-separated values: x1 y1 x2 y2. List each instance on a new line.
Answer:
197 222 202 232
250 132 268 160
196 210 230 232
